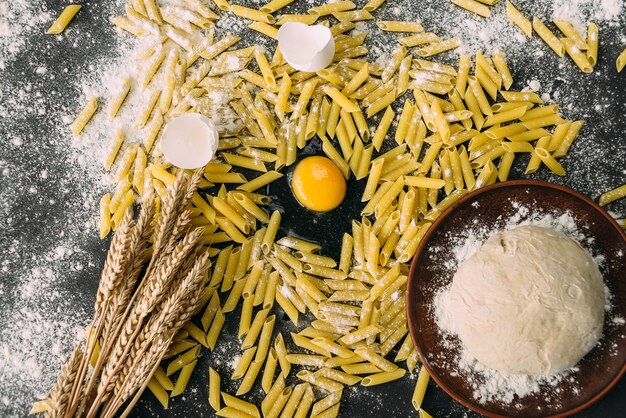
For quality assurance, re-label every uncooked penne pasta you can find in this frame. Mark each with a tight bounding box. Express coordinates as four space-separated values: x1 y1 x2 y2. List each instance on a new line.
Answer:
532 17 565 57
47 5 82 34
599 184 626 206
618 48 626 72
506 1 532 37
377 21 424 32
451 0 491 18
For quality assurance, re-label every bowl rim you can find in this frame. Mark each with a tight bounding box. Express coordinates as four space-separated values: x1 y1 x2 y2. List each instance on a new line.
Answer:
406 179 626 418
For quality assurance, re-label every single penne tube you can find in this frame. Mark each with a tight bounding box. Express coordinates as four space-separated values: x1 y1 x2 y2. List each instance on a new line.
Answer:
417 142 443 174
415 38 459 57
323 86 360 112
506 0 532 37
404 176 446 189
491 101 533 113
221 393 260 417
451 0 490 18
411 366 431 410
109 76 131 118
521 113 564 130
381 45 407 83
249 21 279 38
500 90 543 103
308 1 356 17
342 362 382 375
377 21 423 32
535 148 566 176
431 98 451 141
520 104 559 121
260 0 296 13
468 77 493 116
360 368 407 386
236 171 283 192
484 123 526 140
395 334 415 362
618 48 626 72
508 127 550 142
456 54 471 99
587 23 599 67
532 17 565 57
398 32 439 47
47 5 82 34
333 10 374 22
71 97 98 136
561 38 594 73
364 0 387 12
147 378 169 409
463 89 486 131
483 105 527 127
230 5 275 23
498 151 515 182
276 14 318 25
599 185 626 206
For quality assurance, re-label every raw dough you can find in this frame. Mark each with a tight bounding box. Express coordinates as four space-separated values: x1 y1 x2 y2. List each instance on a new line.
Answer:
436 225 604 375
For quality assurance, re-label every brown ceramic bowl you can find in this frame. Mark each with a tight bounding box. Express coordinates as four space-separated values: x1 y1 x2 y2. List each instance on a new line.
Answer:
406 180 626 418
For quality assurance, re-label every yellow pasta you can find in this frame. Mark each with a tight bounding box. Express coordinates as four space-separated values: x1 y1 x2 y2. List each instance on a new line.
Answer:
71 97 98 136
561 38 594 73
554 20 587 50
230 5 275 24
360 368 406 386
599 184 626 206
451 0 491 18
47 5 82 34
411 366 430 410
618 48 626 72
532 17 565 57
376 21 424 32
309 1 356 17
506 1 532 37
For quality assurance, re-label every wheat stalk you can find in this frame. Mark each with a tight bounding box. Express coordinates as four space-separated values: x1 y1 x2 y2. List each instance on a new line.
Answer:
41 167 209 418
64 208 135 418
37 346 83 418
136 226 205 316
77 191 156 416
103 251 210 418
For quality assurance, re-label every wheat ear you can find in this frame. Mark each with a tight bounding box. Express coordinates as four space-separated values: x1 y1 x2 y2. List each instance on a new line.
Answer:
104 251 210 418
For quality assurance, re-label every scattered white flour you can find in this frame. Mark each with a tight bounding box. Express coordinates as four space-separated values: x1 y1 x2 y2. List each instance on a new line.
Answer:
552 0 624 31
429 203 624 408
0 0 624 417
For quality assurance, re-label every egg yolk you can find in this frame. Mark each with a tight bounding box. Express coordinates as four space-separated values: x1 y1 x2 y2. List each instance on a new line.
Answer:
291 156 347 212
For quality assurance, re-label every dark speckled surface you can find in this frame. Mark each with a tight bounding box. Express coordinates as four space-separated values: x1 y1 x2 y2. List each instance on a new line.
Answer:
0 0 624 417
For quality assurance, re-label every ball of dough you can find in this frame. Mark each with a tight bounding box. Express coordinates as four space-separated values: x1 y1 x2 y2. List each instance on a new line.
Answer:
437 225 604 375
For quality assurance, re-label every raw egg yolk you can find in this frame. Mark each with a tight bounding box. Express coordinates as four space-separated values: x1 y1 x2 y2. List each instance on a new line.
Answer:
291 156 346 212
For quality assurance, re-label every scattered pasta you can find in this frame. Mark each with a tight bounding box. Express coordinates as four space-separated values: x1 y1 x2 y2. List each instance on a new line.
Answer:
69 0 592 416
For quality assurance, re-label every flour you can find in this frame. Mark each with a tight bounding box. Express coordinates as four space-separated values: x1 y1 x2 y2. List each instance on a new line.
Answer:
0 0 624 417
430 204 622 407
552 0 624 31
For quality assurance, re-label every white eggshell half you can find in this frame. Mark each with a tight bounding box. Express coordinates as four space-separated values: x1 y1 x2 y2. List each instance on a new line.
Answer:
277 22 335 72
160 113 219 169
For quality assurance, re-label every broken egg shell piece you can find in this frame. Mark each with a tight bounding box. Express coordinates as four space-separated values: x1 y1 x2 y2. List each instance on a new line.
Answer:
277 22 335 73
160 113 219 169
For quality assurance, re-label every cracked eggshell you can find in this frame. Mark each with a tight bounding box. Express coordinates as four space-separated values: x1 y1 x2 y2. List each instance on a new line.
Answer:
160 113 219 169
277 22 335 73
